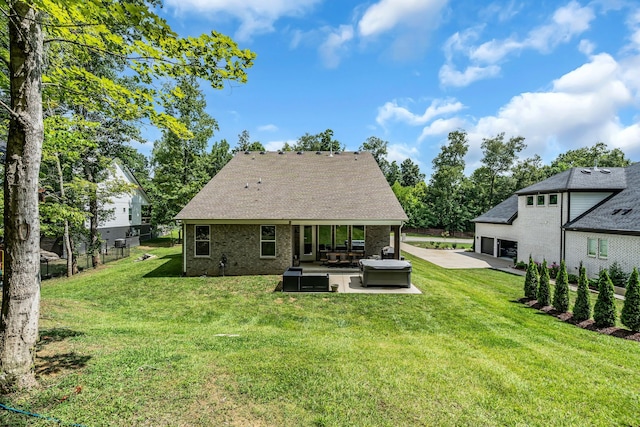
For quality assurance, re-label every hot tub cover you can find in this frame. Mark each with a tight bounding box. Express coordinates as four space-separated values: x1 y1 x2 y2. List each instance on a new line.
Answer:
359 259 411 270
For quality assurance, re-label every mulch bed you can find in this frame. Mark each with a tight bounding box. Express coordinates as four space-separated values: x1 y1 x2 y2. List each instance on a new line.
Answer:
519 297 640 343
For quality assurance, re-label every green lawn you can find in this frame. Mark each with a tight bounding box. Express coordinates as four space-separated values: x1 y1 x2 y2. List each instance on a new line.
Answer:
3 240 639 426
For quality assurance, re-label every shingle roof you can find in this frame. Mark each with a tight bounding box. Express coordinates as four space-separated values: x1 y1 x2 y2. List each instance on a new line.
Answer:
516 166 627 195
565 162 640 234
472 194 518 224
175 151 408 222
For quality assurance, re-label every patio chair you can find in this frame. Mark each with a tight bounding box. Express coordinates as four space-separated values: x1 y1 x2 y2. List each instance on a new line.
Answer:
327 252 339 266
338 252 350 266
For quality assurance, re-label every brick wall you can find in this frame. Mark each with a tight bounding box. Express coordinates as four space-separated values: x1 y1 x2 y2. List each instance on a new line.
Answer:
565 231 640 279
185 223 292 276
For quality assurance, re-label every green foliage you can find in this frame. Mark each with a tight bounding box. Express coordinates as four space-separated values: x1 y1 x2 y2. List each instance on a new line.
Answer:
547 142 632 175
400 158 425 187
594 269 617 328
478 132 526 210
552 259 569 312
537 259 550 306
150 75 220 226
621 268 640 331
426 130 470 233
233 129 265 153
572 262 592 322
524 255 539 300
607 262 629 288
360 136 390 177
293 129 342 152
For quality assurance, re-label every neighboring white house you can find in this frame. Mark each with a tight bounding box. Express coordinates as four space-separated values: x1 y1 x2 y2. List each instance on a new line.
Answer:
473 162 640 278
42 160 151 256
98 160 152 248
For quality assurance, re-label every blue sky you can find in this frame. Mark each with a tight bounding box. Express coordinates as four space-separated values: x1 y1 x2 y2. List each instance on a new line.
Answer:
147 0 640 178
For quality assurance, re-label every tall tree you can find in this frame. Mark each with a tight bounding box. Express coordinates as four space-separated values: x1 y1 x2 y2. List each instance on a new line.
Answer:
359 136 390 177
427 130 469 232
548 142 631 174
478 133 525 210
151 75 218 226
0 0 255 390
399 158 425 187
232 129 265 153
293 129 342 152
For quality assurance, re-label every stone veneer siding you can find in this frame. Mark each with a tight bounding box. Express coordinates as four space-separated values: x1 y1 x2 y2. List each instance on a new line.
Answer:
365 225 392 258
185 223 292 276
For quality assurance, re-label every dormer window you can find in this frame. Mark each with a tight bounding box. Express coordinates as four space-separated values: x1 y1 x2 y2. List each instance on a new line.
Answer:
526 196 534 206
549 194 558 205
537 195 545 206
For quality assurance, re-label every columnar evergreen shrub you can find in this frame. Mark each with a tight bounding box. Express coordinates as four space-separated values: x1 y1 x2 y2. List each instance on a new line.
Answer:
594 269 617 328
621 268 640 331
608 262 629 288
572 262 592 322
538 259 550 306
552 259 569 312
524 255 539 300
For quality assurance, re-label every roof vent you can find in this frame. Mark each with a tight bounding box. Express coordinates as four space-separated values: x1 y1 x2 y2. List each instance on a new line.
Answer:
621 208 633 215
580 169 591 174
260 151 266 155
244 151 250 155
316 151 322 155
354 151 360 155
612 209 622 215
297 151 303 155
600 168 611 174
278 151 284 155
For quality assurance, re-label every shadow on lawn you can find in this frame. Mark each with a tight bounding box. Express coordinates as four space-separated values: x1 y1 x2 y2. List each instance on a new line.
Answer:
143 253 182 278
36 328 91 376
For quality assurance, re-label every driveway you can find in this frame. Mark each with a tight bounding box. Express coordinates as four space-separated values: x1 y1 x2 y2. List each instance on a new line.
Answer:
400 242 516 270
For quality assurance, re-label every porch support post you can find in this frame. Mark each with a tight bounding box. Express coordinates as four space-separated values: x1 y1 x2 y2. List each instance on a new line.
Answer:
393 225 401 260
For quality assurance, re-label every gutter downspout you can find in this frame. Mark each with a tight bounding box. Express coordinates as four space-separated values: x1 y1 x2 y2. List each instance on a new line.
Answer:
561 192 567 261
183 222 187 276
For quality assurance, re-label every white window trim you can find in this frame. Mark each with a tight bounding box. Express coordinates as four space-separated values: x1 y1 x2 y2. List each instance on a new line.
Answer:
536 194 545 206
260 225 276 259
549 193 558 206
526 196 534 207
587 237 608 259
587 237 597 258
194 225 210 258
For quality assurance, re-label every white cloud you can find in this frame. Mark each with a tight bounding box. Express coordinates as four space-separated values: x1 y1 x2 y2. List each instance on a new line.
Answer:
376 98 465 127
358 0 448 37
441 1 596 87
165 0 320 40
418 117 468 140
438 63 501 87
319 25 354 68
263 140 295 151
258 124 279 132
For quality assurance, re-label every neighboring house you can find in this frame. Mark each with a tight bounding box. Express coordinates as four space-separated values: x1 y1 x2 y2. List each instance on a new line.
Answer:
473 162 640 278
175 151 408 276
41 160 151 255
98 160 152 248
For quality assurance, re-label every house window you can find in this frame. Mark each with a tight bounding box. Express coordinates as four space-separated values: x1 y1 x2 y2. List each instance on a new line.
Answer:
261 225 276 258
549 194 558 206
351 225 365 250
537 195 545 206
598 239 608 259
335 225 348 250
194 225 210 257
128 207 132 222
587 237 608 259
526 196 534 206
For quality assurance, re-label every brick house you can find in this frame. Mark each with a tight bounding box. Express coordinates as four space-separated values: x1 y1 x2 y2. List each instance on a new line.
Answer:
473 162 640 278
175 151 408 276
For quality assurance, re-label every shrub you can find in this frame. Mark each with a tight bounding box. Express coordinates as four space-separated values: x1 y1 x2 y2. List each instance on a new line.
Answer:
524 255 539 300
452 243 457 249
552 259 569 313
537 259 551 306
572 262 591 322
594 269 617 328
621 268 640 331
549 262 560 279
515 261 526 270
567 274 579 284
608 262 629 288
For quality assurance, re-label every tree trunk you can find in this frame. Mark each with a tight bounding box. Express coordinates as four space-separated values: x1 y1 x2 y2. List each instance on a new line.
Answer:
54 154 73 277
1 2 44 391
84 165 101 268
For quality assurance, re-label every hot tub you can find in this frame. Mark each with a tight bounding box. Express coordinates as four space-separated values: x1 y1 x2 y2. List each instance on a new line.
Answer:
359 259 412 288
